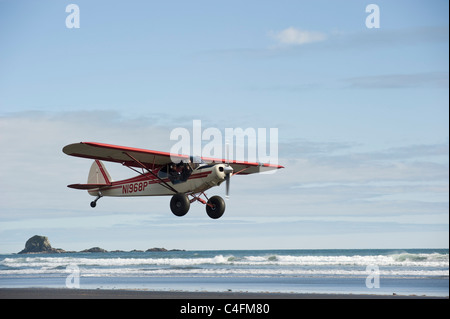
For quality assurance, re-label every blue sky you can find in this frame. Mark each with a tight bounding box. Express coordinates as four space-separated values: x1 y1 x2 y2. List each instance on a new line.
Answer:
0 0 448 253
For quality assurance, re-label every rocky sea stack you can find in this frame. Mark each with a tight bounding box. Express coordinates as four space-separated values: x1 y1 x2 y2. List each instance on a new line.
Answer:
17 235 184 254
18 235 66 254
80 247 108 253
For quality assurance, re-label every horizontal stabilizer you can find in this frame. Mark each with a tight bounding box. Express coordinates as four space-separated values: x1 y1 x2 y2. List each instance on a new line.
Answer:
67 183 111 190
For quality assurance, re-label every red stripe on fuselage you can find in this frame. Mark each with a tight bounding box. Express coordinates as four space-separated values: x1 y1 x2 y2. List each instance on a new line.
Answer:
110 171 211 188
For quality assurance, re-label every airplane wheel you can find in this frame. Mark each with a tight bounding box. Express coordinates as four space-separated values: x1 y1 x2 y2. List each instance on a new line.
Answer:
170 193 190 217
206 196 225 219
90 201 96 208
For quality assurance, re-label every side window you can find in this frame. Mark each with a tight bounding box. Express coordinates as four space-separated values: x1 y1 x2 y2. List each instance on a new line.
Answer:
157 165 169 179
158 162 193 184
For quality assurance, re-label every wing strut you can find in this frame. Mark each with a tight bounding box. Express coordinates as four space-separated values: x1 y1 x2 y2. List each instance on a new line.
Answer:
122 151 178 194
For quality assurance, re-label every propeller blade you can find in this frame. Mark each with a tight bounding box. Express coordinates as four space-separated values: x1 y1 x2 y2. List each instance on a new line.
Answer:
223 165 233 198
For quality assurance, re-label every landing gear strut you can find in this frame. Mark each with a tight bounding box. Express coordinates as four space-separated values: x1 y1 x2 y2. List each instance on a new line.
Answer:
90 192 102 208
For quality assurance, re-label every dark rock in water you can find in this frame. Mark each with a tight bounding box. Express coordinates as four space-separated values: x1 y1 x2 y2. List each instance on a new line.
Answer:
146 247 168 252
18 236 182 254
80 247 107 253
18 235 66 254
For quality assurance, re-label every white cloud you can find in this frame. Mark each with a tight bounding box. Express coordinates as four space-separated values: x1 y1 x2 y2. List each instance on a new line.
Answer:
269 27 327 45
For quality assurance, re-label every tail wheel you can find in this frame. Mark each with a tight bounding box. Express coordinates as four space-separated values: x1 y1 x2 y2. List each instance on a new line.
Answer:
170 193 190 217
206 196 225 219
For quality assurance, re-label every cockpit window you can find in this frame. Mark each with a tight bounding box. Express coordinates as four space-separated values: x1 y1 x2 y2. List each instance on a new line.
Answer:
158 161 193 184
190 156 205 170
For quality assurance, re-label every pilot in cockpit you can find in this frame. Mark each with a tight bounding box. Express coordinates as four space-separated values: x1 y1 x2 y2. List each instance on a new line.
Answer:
166 162 192 184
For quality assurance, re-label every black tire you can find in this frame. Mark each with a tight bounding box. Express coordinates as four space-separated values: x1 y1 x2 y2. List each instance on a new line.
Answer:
90 201 96 208
206 196 225 219
170 193 190 217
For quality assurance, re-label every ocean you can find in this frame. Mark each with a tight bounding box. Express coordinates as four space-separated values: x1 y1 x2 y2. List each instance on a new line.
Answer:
0 249 448 297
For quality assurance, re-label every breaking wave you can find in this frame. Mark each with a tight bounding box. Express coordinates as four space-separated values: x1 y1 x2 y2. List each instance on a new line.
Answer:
1 251 448 278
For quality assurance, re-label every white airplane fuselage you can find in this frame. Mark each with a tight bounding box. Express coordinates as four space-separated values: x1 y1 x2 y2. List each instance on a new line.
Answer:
87 164 228 197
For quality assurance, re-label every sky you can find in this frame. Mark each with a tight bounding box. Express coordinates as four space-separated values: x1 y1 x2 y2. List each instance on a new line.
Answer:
0 0 448 253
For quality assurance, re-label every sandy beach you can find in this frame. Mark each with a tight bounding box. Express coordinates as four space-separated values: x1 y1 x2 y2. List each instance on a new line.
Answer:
0 288 446 299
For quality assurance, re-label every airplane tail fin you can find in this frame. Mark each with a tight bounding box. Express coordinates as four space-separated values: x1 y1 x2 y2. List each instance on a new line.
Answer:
88 160 112 185
67 160 112 190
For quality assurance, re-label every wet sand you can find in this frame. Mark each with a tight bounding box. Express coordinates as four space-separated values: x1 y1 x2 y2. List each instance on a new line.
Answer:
0 288 445 299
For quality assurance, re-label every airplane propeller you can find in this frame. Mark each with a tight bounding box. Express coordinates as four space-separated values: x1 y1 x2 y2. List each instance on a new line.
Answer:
224 165 233 197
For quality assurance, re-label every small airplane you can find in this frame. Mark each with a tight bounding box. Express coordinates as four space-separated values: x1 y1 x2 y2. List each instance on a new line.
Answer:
63 142 284 219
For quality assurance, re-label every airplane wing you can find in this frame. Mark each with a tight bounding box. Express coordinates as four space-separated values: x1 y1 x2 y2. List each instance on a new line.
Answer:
63 142 284 174
62 142 187 169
